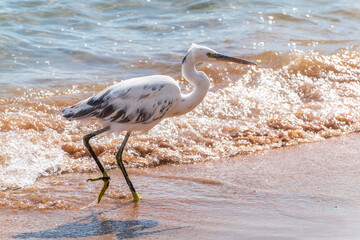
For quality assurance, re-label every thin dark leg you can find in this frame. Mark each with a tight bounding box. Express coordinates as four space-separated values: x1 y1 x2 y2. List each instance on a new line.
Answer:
83 126 111 203
116 131 141 201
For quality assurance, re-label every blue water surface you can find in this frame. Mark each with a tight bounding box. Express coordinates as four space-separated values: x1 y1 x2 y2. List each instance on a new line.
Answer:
0 0 359 92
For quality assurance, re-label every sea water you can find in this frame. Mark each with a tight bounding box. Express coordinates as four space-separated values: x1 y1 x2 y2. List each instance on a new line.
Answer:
1 0 360 190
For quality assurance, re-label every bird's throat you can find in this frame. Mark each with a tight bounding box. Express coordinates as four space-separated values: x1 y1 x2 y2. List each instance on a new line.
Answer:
173 64 210 115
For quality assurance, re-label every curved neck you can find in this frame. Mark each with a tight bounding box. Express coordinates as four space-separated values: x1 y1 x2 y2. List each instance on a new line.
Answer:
172 61 210 116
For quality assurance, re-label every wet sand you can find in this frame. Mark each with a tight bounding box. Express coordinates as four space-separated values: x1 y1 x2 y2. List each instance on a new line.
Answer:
2 133 360 239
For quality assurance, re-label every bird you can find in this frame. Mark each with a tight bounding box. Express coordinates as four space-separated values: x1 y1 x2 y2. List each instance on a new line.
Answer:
62 43 256 203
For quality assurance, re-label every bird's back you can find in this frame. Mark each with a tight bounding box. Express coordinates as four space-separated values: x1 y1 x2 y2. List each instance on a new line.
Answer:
63 75 181 132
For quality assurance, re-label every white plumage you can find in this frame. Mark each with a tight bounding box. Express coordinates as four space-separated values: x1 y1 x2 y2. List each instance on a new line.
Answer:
63 75 181 133
62 44 256 203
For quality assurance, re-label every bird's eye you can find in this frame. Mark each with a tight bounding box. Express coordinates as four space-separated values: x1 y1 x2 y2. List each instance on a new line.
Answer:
206 52 214 58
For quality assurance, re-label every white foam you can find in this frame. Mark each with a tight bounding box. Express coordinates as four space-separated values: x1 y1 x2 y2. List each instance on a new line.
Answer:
0 130 67 190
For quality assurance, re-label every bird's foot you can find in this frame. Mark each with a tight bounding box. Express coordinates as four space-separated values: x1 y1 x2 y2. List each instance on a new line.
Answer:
131 191 142 202
87 176 110 182
87 176 110 203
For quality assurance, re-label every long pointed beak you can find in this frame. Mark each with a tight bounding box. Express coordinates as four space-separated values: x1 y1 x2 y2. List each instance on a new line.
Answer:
213 53 256 65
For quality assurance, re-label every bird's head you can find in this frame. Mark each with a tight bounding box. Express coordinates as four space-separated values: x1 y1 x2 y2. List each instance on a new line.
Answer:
182 43 256 66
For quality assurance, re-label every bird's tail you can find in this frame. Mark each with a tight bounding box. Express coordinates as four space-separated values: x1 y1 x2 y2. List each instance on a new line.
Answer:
62 106 76 120
62 99 100 120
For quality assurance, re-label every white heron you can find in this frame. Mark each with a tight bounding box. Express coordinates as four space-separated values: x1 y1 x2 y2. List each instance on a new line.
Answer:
62 43 256 203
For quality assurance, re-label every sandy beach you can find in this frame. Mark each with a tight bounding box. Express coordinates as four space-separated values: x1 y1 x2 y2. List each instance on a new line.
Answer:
1 133 360 239
1 1 360 239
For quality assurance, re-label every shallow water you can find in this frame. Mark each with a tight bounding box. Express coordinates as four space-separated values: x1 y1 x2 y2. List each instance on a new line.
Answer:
1 0 360 194
2 134 360 239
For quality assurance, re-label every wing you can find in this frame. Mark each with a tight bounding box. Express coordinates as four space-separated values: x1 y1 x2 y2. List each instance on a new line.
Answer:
62 75 181 125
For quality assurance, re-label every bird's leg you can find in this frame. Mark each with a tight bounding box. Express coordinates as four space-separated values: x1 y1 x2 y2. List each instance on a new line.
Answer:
83 126 111 203
116 131 141 201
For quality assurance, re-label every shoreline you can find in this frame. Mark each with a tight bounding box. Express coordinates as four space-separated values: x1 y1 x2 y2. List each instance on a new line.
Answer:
2 133 360 239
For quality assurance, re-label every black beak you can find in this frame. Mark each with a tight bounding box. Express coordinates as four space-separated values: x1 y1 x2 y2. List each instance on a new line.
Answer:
213 53 256 65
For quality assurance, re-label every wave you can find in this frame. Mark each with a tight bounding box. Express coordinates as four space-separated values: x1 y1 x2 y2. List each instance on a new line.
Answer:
1 47 360 189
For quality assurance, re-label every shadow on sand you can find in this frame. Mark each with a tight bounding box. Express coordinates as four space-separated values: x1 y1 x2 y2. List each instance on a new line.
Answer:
13 210 187 239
